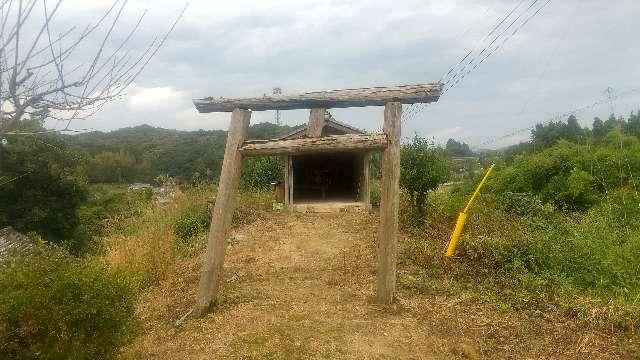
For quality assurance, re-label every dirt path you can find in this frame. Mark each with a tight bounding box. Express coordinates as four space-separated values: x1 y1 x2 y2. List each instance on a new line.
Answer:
121 212 637 359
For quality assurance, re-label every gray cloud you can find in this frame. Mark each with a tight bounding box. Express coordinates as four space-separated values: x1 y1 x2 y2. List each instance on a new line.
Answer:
46 0 640 148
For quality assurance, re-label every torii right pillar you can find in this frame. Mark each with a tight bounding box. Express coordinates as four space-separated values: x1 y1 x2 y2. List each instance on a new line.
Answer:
376 101 401 304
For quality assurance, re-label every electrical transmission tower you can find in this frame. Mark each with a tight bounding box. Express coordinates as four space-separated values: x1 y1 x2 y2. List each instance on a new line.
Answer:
273 87 282 125
605 86 615 117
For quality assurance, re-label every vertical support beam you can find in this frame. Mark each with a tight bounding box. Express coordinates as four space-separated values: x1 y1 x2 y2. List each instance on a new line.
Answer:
361 152 371 209
287 156 294 206
376 102 401 304
284 155 291 208
195 108 251 316
307 108 326 138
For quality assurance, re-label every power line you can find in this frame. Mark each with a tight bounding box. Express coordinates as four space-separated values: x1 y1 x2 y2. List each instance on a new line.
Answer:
443 0 553 95
442 0 532 88
476 86 640 148
402 0 552 125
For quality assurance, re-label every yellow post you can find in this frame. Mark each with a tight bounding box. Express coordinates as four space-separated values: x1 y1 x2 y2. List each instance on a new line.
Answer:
444 164 495 257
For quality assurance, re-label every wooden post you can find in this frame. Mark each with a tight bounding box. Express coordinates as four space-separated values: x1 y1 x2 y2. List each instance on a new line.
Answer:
376 102 401 304
288 156 294 205
195 108 251 316
361 152 371 208
284 155 291 208
307 108 326 137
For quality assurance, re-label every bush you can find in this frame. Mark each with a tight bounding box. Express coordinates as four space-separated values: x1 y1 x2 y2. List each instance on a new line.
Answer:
490 132 640 211
241 156 283 190
74 185 153 255
172 202 210 243
400 136 449 225
495 192 545 216
0 248 138 359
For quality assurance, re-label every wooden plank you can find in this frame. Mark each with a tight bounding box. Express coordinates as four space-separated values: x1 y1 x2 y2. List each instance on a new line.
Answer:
195 108 251 316
193 83 442 112
307 108 326 137
361 152 371 208
284 155 291 208
240 134 388 156
288 156 294 206
376 102 401 304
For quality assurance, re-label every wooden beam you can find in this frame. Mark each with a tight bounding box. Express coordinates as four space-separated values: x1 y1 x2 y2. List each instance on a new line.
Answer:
195 108 251 316
193 83 442 112
284 155 291 208
287 156 294 206
360 152 371 208
239 134 388 156
307 108 326 137
376 102 401 304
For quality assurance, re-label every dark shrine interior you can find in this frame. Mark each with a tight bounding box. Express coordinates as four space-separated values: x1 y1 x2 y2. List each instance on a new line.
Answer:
292 153 361 202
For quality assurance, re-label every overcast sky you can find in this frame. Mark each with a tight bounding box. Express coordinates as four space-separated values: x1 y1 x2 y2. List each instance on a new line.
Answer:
46 0 640 148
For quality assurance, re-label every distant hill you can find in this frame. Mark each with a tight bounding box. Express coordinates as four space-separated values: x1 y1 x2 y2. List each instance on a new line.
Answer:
65 122 302 183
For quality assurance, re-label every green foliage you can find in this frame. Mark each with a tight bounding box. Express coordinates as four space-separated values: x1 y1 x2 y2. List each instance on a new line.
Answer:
0 121 88 246
241 156 283 190
0 248 138 359
370 179 381 207
74 184 153 254
400 136 449 223
172 202 210 243
445 138 474 156
532 114 587 148
490 130 640 211
66 123 300 183
88 150 152 183
402 188 640 332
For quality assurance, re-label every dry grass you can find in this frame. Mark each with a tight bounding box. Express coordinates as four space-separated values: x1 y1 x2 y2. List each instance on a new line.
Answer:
104 188 213 287
115 210 639 359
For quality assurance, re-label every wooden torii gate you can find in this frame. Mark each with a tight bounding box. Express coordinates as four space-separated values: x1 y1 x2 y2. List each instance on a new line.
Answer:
192 83 443 316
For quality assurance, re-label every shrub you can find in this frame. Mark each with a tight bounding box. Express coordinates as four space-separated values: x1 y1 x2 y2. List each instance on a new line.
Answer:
400 136 449 225
172 202 210 243
490 132 640 211
495 192 545 216
241 156 283 190
0 248 138 359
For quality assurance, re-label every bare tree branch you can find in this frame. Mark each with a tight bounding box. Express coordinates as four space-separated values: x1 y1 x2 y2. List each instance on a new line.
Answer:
0 0 187 135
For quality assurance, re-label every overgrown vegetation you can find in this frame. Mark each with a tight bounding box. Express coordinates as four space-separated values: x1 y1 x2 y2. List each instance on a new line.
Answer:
241 156 283 190
400 113 640 333
0 248 138 359
1 119 88 246
3 110 640 358
65 123 301 184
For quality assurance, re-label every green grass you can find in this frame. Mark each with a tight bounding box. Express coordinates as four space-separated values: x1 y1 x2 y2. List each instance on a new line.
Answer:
399 187 640 334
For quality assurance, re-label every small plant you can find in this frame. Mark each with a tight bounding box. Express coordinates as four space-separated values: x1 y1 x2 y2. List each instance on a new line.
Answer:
369 179 381 207
0 248 138 359
172 202 210 243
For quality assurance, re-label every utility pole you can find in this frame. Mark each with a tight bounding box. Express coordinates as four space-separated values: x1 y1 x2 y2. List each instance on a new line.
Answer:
273 87 282 125
605 86 615 118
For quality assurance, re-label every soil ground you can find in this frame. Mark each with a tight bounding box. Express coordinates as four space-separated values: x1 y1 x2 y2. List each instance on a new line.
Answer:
120 212 638 359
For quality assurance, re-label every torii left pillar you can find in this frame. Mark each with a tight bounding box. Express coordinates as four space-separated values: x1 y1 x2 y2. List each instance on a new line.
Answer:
195 108 251 316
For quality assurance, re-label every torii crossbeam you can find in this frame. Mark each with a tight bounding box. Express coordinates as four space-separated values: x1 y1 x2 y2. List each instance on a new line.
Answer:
192 82 443 316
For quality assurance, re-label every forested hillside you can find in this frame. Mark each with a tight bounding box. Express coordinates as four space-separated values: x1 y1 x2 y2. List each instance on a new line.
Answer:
65 122 302 183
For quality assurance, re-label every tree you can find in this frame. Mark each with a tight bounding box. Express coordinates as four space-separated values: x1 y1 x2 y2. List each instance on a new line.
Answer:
88 150 152 183
400 136 449 221
592 117 606 138
445 138 474 156
0 119 87 248
0 0 186 132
